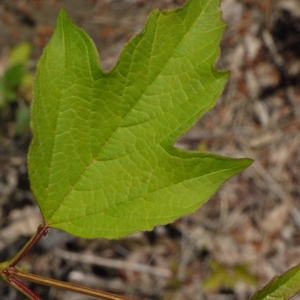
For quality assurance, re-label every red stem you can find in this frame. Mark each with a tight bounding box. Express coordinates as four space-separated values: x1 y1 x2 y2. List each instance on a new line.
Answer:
9 268 131 300
7 276 43 300
8 224 48 268
2 225 132 300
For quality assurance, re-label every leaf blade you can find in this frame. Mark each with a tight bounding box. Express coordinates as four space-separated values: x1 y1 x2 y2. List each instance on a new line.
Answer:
29 0 252 239
251 264 300 300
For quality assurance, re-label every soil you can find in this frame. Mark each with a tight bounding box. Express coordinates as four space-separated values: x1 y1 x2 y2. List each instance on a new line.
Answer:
1 0 300 299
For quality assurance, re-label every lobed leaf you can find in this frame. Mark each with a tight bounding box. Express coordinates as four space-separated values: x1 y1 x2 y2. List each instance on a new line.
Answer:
28 0 252 239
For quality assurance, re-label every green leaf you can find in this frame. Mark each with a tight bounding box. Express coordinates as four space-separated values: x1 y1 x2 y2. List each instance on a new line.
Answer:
202 262 257 292
28 0 252 239
4 63 25 89
251 264 300 300
0 78 17 103
9 42 32 65
202 261 228 292
15 106 31 136
0 80 6 107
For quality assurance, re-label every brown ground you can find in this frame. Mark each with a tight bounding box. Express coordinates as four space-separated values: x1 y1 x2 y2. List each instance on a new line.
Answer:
0 0 300 299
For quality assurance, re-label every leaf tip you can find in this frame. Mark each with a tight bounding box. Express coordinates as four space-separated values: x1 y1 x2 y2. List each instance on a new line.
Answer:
57 8 71 26
240 158 254 170
58 8 68 19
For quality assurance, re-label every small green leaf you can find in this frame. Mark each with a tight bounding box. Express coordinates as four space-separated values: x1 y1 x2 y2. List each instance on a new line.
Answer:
202 262 257 292
28 0 252 239
233 265 257 286
202 261 228 292
4 63 25 89
20 72 34 89
251 264 300 300
0 78 17 102
9 42 32 65
15 106 31 136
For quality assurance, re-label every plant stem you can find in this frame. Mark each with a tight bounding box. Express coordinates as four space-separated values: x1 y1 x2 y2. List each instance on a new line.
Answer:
9 268 132 300
6 276 43 300
8 224 48 268
1 225 133 300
